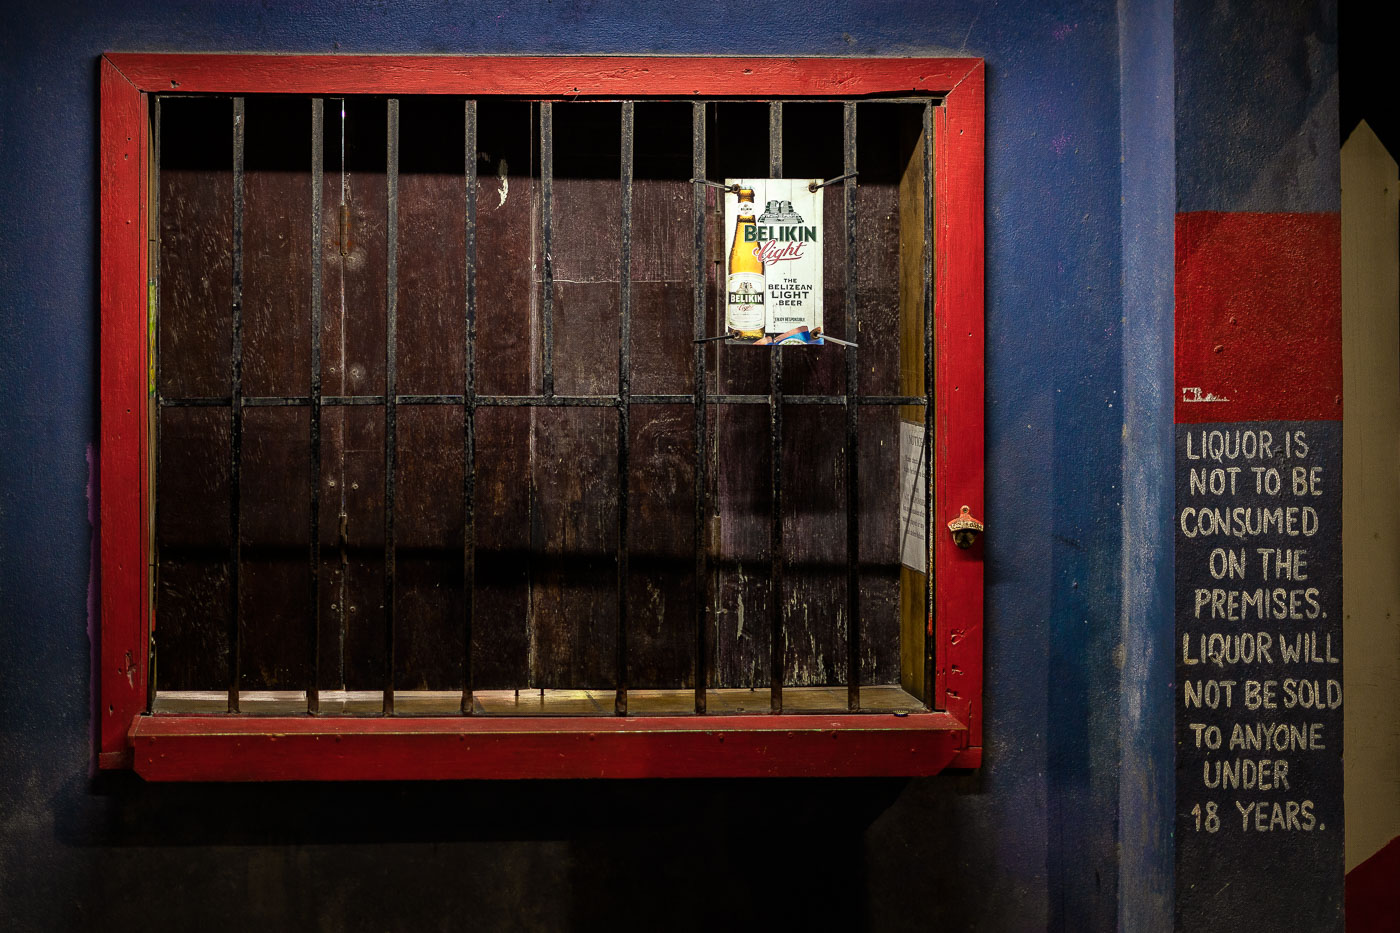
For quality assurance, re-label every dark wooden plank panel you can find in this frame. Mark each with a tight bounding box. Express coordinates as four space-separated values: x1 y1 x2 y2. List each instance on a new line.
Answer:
318 111 345 399
707 103 772 688
852 109 911 685
235 403 306 549
338 405 386 689
629 276 698 688
711 404 771 688
630 182 693 396
340 553 386 690
396 96 467 397
630 180 692 281
159 97 233 399
473 406 531 688
317 99 390 690
781 192 848 686
626 105 696 688
709 102 771 400
630 280 692 396
330 96 388 398
780 404 847 686
155 407 230 689
630 114 700 683
711 136 767 689
627 404 696 689
239 560 308 689
315 405 343 690
316 558 344 690
394 405 465 689
552 281 618 395
157 408 232 550
240 406 311 689
856 104 913 398
772 104 849 688
530 408 618 689
156 558 231 691
394 405 464 548
237 97 315 692
515 103 625 689
552 102 622 397
858 407 902 685
314 119 347 692
394 557 465 690
242 96 312 398
152 95 916 699
474 100 537 397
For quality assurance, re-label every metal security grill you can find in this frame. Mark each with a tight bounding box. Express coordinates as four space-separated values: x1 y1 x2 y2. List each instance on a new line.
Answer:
151 94 937 718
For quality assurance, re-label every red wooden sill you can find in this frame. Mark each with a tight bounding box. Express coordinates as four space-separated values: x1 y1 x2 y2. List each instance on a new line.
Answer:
129 712 977 781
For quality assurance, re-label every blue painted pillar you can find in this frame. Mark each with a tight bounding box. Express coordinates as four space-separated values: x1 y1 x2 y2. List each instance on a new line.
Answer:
1119 0 1177 929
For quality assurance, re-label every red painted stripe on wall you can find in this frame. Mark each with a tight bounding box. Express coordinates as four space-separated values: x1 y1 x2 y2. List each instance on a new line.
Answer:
1175 211 1341 424
1346 834 1400 932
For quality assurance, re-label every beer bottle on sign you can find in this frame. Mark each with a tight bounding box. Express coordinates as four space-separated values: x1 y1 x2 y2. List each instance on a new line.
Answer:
726 187 765 339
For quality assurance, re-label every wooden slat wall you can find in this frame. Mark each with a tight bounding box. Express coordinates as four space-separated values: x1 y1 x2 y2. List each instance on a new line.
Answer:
241 96 313 689
628 102 699 688
777 103 847 687
709 102 773 688
322 98 389 690
156 408 232 688
156 97 233 690
155 94 913 695
472 100 536 689
393 96 468 689
530 103 622 689
856 104 923 688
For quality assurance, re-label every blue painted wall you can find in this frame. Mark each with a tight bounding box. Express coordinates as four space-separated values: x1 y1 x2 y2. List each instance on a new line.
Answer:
1175 0 1339 214
1118 0 1177 928
0 1 1186 928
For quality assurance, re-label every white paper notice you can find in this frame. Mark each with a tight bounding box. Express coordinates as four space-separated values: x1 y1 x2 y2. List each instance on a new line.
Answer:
898 421 928 572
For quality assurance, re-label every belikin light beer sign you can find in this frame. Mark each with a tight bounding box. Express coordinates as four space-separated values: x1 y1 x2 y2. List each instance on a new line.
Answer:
724 179 824 345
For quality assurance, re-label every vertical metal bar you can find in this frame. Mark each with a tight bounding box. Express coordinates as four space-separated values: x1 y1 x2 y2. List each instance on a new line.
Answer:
383 98 399 715
462 98 478 715
616 101 634 716
922 101 936 710
336 98 349 693
540 102 554 398
228 96 245 713
768 101 784 714
692 101 709 715
309 97 324 714
149 95 162 713
843 102 861 712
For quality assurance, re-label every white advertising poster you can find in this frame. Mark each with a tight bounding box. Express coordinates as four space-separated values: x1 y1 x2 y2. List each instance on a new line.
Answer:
723 178 824 345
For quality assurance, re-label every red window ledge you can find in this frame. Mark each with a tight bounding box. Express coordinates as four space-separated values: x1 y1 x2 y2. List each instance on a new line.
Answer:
127 714 978 781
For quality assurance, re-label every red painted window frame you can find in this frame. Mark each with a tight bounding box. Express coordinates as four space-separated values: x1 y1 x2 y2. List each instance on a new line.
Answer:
99 53 984 780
